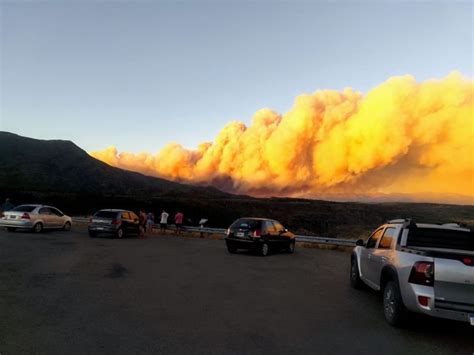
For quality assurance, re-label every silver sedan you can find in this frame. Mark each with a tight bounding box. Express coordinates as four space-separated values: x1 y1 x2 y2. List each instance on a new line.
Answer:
0 204 72 232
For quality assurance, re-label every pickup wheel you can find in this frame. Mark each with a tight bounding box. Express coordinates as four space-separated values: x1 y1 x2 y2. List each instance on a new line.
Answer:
350 258 363 289
383 280 408 327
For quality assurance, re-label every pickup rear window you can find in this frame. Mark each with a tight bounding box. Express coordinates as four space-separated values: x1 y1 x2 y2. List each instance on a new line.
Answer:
407 228 474 251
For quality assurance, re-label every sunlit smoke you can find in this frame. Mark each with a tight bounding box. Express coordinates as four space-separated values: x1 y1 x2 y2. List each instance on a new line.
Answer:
90 72 474 203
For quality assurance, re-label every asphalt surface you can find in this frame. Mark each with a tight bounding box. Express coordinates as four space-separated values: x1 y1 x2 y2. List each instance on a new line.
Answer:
0 227 473 355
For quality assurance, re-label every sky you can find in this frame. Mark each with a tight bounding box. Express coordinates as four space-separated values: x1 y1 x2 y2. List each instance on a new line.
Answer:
1 0 473 153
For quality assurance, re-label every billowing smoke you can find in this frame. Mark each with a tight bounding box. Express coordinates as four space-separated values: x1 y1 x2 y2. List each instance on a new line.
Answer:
91 72 474 203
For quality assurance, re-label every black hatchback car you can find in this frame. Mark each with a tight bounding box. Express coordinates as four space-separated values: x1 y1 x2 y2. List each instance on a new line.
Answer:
88 209 139 238
225 218 295 256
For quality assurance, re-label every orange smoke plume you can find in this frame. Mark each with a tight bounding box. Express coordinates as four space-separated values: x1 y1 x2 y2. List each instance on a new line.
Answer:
90 72 474 203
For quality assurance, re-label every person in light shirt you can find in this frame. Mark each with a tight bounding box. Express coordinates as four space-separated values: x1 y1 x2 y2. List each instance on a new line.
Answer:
160 210 169 233
174 211 184 235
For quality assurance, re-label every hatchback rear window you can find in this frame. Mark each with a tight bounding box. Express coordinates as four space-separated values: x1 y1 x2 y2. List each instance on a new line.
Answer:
94 211 119 219
12 205 36 212
231 219 262 230
407 228 474 251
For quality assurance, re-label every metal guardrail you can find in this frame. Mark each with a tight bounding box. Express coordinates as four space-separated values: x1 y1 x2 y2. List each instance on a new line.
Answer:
72 217 355 247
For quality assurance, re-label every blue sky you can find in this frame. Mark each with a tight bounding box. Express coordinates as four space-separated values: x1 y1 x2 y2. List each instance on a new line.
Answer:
1 0 472 153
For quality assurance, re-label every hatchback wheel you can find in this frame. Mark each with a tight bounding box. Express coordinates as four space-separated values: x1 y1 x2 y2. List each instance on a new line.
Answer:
33 223 43 233
116 228 124 239
260 242 269 256
63 222 71 231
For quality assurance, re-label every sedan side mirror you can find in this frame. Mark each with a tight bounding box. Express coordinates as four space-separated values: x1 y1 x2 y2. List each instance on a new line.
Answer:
355 239 365 247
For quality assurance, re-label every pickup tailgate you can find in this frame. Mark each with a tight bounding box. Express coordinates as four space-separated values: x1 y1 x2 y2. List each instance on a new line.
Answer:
434 256 474 312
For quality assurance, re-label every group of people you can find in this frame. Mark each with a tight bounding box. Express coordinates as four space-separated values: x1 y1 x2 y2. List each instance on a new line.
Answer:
137 209 185 238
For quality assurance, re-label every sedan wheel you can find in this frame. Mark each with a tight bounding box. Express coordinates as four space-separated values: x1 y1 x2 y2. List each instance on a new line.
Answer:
116 228 124 239
260 242 269 256
33 223 43 233
63 222 71 231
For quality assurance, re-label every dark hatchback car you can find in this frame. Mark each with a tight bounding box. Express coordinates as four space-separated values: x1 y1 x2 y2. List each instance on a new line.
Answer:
225 218 296 256
88 209 139 238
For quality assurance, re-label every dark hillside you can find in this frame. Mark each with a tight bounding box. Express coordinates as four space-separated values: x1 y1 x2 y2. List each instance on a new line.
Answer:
1 132 473 239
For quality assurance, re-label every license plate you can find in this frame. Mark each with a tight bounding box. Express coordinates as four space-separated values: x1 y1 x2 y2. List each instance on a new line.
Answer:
236 232 245 237
9 215 16 219
96 227 104 231
469 314 474 326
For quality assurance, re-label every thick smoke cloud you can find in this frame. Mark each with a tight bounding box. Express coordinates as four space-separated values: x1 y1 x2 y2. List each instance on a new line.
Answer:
90 73 474 202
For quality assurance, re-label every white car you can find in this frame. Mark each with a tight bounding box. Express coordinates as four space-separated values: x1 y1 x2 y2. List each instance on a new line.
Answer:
0 204 72 232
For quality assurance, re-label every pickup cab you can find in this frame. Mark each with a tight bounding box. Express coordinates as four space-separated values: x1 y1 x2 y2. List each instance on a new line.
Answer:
351 219 474 327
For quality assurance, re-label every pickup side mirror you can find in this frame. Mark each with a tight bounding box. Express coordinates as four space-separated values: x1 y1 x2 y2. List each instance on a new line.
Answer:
355 239 365 247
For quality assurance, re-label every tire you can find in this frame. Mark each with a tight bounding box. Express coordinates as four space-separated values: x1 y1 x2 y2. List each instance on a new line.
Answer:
6 227 16 232
33 223 43 233
350 257 363 289
116 228 124 239
383 280 409 327
227 245 237 254
260 242 270 256
89 231 97 238
287 241 295 253
63 222 71 231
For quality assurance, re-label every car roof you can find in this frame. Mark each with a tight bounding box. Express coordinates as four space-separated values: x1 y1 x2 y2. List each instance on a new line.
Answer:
98 209 128 212
237 217 278 222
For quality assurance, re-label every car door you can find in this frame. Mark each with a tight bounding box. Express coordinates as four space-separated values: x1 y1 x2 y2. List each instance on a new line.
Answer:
263 220 277 243
38 207 54 228
49 207 65 228
120 212 131 234
371 227 397 288
128 211 139 235
273 220 288 245
359 228 384 286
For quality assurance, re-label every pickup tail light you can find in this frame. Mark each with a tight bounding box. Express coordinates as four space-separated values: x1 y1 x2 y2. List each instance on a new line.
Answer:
409 261 434 286
21 213 31 220
253 229 261 238
418 295 430 307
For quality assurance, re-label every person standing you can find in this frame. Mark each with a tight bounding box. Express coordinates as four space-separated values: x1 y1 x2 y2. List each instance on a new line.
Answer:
174 211 184 235
138 209 147 238
160 210 169 234
2 198 14 212
146 212 155 234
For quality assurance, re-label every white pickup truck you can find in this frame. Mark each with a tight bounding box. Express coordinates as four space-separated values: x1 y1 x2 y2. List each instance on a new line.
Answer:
351 219 474 327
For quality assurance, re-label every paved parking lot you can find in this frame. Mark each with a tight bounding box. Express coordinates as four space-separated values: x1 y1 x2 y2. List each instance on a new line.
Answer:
0 227 473 354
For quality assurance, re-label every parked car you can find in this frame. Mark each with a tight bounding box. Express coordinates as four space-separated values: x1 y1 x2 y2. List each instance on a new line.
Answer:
225 217 295 256
351 219 474 327
0 204 72 232
88 209 139 238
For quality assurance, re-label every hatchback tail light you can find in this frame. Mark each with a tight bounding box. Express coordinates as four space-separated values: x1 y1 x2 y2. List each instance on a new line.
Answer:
21 213 30 220
409 261 434 286
253 229 261 238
